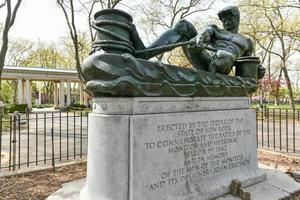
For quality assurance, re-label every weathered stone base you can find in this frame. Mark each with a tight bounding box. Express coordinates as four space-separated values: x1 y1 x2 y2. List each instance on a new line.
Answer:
81 97 266 200
46 164 300 200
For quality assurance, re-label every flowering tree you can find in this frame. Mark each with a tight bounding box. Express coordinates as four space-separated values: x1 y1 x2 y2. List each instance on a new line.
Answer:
257 75 290 104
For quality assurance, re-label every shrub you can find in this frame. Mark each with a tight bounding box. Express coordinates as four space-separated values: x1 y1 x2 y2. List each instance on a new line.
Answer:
67 104 87 111
4 104 28 114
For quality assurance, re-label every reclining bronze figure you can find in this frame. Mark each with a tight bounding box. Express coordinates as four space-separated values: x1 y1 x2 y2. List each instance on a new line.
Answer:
82 6 265 97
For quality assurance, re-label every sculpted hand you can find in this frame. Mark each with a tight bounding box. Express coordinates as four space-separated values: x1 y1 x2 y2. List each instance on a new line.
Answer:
195 35 204 50
188 37 204 52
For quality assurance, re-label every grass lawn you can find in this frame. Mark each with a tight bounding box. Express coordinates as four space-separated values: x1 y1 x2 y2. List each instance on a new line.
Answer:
251 103 300 110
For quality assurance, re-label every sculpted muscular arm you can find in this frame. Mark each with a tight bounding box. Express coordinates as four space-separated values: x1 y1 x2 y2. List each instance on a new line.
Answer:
243 38 253 56
183 24 218 71
193 24 217 48
198 24 217 43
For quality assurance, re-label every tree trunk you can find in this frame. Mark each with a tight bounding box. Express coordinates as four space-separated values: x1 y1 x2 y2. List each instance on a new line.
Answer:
282 66 295 110
74 39 86 82
267 51 271 80
0 35 9 102
275 68 283 105
13 80 17 104
0 0 22 101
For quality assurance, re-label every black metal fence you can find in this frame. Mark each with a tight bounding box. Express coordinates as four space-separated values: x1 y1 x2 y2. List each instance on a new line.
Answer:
1 107 299 173
256 108 300 153
0 111 88 173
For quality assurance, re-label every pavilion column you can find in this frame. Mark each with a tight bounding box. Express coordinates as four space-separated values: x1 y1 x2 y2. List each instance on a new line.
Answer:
17 79 23 105
67 81 71 106
59 80 65 108
38 90 42 106
84 91 89 107
54 83 59 109
26 79 32 110
79 82 84 105
22 80 26 104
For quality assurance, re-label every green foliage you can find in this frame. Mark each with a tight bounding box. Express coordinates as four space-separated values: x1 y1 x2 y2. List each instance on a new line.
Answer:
251 103 300 110
60 32 91 68
32 104 54 108
165 47 190 67
67 104 87 111
277 87 289 101
238 0 300 109
1 81 14 103
257 76 278 99
4 104 28 114
25 43 69 68
71 104 86 108
24 42 72 104
6 38 34 66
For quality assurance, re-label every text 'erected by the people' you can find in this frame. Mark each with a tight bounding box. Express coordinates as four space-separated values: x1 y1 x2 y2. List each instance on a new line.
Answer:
142 117 253 192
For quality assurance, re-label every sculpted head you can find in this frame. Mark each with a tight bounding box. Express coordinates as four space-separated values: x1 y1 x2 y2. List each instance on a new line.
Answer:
173 19 197 39
218 6 240 33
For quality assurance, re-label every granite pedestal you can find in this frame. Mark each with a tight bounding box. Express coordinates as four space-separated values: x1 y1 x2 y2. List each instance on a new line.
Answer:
80 97 266 200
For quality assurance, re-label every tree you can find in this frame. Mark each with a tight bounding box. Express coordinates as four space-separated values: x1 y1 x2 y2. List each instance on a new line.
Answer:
26 43 69 68
166 47 191 67
0 1 6 9
57 0 123 81
60 32 91 69
257 75 278 102
1 81 15 103
5 38 34 66
79 0 100 42
290 61 300 101
57 0 86 81
239 0 300 109
25 43 69 103
78 0 122 42
133 0 216 63
0 0 22 81
2 38 34 104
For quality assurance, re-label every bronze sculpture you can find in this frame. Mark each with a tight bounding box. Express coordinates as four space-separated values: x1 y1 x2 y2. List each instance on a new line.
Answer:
133 6 264 77
82 6 265 97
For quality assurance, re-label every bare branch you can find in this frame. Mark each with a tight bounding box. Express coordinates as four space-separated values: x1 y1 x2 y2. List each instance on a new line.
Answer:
0 0 23 81
111 0 121 8
0 0 6 9
239 0 299 109
181 0 216 18
56 0 86 81
118 1 134 11
78 0 100 42
57 0 75 39
8 0 21 28
70 0 78 39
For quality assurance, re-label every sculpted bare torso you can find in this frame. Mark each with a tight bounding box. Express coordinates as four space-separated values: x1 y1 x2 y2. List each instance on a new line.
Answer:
210 25 252 58
130 7 254 75
183 24 253 74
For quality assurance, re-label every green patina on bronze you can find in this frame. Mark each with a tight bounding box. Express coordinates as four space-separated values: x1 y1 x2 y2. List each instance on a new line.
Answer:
83 7 265 97
82 53 257 97
92 9 134 55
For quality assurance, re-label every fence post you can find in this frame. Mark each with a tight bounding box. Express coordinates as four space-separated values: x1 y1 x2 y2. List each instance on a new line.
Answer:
261 107 264 147
51 128 55 171
12 111 19 171
293 109 295 153
0 105 2 171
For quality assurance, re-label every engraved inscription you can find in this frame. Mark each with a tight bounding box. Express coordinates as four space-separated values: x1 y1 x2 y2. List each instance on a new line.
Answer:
142 117 252 192
132 110 258 200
